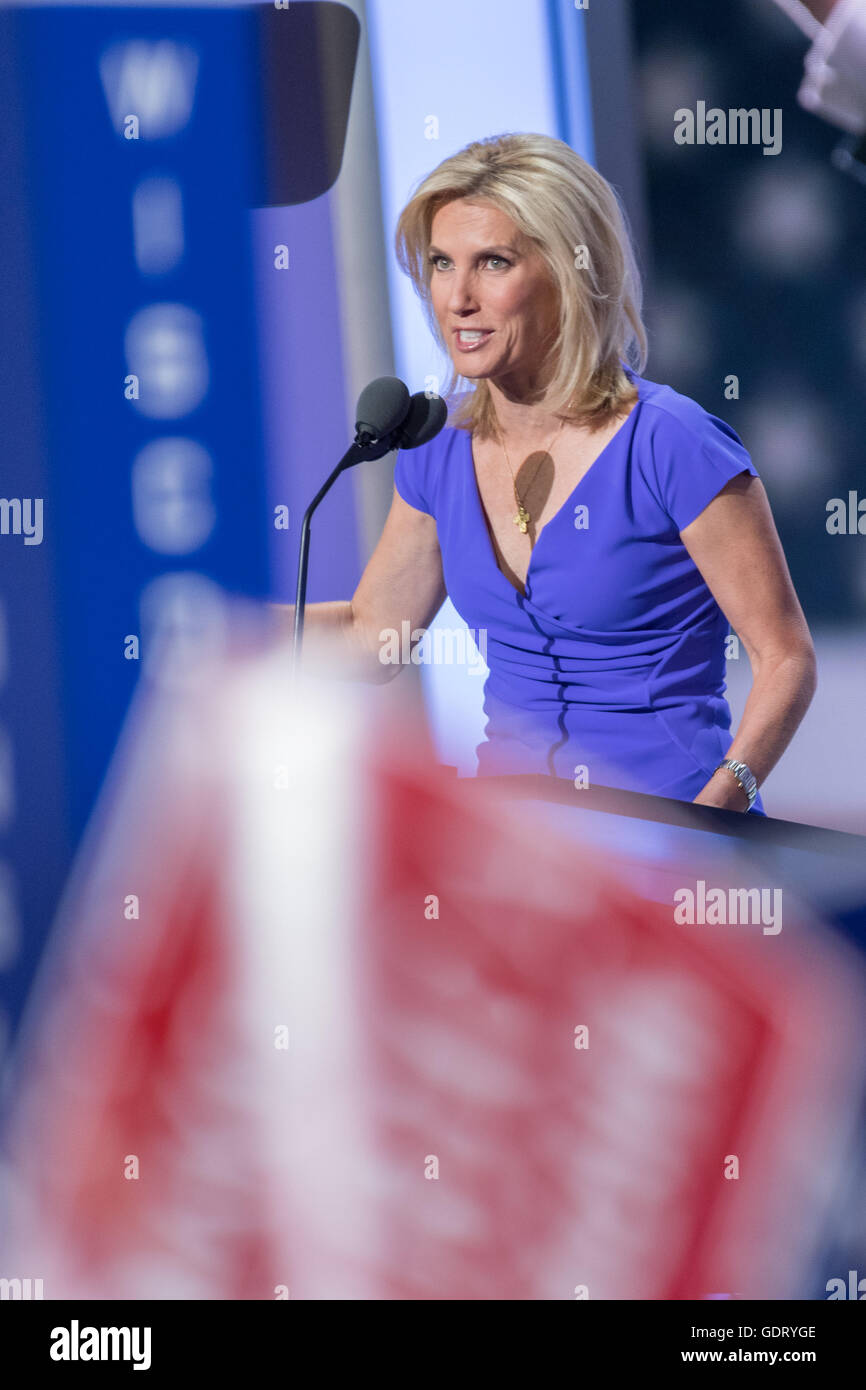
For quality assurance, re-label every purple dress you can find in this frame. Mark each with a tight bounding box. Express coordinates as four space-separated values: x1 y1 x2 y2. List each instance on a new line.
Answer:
393 367 766 815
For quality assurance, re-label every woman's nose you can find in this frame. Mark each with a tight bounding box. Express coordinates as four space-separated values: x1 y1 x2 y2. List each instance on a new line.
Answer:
447 271 478 312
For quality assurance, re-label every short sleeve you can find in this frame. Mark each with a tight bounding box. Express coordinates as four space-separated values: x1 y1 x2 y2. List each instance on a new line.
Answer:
393 442 435 515
650 410 759 533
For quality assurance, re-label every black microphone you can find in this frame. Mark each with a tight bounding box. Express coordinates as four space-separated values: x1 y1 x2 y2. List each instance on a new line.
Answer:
354 376 411 452
388 390 448 451
292 377 412 664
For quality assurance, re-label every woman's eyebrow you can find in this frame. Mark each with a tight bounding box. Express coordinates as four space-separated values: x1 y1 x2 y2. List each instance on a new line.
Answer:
428 243 520 257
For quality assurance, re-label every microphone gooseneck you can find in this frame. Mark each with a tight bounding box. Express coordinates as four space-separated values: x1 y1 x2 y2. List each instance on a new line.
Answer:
292 381 448 669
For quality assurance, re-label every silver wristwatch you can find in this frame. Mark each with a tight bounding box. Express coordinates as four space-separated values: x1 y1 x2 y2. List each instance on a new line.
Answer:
716 757 758 810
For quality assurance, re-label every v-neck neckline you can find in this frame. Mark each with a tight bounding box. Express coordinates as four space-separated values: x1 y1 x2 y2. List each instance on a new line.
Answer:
466 377 643 599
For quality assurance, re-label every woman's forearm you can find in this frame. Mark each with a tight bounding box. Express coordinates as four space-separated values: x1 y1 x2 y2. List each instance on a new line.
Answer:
268 600 395 683
270 599 352 642
693 645 818 810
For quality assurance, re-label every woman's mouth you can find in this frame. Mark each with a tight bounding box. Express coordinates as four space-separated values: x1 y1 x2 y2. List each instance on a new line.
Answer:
454 329 494 353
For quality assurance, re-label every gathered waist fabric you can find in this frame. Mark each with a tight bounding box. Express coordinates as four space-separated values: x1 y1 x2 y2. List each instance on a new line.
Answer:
474 625 766 815
479 616 727 711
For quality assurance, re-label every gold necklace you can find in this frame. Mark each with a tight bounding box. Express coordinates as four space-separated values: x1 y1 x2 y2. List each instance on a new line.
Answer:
496 417 566 533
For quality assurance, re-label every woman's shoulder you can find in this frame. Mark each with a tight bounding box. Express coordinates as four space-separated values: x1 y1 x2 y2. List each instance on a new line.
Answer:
634 373 747 450
630 372 759 531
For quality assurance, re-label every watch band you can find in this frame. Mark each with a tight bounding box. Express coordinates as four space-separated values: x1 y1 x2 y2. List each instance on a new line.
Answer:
716 757 758 810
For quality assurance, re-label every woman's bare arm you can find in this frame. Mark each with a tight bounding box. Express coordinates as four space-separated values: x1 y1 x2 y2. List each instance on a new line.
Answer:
270 487 447 682
679 473 818 810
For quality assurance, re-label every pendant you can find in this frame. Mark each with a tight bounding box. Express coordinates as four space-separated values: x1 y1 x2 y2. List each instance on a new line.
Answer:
513 503 530 534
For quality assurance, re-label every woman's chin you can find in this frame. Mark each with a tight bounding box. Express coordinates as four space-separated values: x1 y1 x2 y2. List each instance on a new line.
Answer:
451 357 492 379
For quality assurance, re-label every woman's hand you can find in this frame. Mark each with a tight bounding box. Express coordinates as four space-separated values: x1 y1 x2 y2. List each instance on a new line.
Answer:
693 766 751 812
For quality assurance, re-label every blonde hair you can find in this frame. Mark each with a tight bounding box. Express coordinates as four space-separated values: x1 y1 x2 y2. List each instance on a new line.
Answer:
394 132 648 439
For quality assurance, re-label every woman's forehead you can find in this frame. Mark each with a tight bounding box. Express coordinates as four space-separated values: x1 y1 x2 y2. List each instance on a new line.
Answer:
431 198 519 238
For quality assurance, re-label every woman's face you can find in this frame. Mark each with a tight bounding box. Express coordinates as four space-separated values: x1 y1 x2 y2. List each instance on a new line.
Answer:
428 198 560 393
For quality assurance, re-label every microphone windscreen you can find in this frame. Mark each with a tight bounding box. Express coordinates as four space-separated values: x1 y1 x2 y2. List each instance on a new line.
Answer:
394 391 448 450
355 377 410 443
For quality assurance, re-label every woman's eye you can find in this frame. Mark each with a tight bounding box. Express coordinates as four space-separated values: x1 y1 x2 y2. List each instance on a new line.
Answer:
428 255 509 271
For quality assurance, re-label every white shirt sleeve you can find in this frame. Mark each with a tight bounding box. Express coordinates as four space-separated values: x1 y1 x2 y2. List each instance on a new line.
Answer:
797 0 866 134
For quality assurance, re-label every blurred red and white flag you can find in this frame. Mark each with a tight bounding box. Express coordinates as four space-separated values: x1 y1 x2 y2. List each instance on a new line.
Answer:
3 605 864 1299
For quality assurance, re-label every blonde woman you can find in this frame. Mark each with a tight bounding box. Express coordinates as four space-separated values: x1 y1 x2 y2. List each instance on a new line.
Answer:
281 133 816 814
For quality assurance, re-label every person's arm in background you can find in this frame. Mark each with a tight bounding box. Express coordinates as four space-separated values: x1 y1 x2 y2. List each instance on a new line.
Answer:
801 0 840 21
771 0 866 135
270 487 447 684
678 474 818 812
